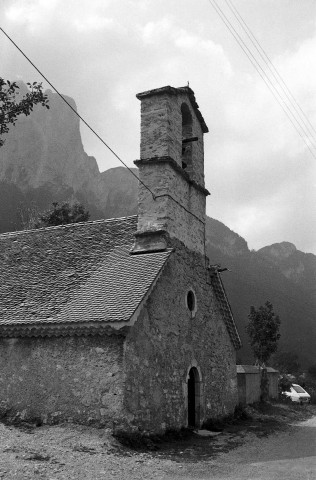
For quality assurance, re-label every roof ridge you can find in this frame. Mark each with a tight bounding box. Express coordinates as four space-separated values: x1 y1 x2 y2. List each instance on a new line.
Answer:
0 215 138 238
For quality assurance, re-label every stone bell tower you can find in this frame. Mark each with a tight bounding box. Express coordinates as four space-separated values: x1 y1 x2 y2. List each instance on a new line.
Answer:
132 86 209 256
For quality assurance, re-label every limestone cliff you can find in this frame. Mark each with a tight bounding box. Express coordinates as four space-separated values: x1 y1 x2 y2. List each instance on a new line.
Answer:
205 217 249 257
0 84 138 228
257 242 316 294
0 85 99 199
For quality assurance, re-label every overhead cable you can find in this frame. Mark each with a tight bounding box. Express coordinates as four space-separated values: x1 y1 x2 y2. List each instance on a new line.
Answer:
0 26 210 226
207 0 316 160
225 0 316 143
0 26 156 200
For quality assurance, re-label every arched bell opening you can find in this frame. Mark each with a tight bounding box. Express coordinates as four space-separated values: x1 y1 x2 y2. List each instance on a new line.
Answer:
181 103 193 171
187 366 201 428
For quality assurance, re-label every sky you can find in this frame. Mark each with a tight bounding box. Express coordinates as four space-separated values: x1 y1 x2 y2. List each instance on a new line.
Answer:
1 0 316 254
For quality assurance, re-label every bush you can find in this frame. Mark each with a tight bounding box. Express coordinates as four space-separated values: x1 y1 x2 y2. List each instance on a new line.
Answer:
234 403 252 420
278 375 292 395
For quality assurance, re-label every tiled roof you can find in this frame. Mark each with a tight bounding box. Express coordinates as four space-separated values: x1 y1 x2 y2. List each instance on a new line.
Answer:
0 215 241 348
0 216 172 336
210 273 242 350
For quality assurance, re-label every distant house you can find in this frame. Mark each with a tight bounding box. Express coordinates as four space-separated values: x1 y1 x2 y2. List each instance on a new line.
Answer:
0 86 241 433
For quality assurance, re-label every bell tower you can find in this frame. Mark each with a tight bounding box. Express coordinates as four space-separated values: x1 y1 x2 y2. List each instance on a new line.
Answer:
132 86 209 256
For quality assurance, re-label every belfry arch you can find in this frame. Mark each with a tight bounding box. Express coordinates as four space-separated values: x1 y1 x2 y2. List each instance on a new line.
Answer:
181 102 193 171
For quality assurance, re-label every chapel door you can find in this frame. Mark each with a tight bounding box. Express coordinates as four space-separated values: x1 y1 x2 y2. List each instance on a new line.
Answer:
188 367 200 428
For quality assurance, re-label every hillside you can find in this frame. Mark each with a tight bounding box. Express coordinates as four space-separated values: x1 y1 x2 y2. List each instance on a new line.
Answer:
206 231 316 367
0 85 315 368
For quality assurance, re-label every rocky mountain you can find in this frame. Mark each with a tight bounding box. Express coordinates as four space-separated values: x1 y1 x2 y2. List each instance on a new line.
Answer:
205 217 249 257
205 233 316 368
0 85 138 232
0 83 99 193
98 167 138 219
1 85 315 369
257 242 316 295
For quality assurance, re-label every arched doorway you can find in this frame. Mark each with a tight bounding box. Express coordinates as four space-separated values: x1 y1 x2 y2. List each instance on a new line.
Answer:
187 367 200 428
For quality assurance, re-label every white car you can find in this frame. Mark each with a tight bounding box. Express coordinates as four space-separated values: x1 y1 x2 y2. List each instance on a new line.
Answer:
283 384 311 404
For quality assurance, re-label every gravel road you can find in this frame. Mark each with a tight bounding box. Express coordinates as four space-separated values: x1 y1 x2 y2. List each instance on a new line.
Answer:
0 406 315 479
171 416 316 480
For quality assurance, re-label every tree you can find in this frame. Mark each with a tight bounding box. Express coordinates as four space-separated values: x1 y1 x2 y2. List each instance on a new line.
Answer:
34 202 90 228
17 201 40 231
0 78 49 147
246 301 281 402
279 375 292 397
246 301 281 366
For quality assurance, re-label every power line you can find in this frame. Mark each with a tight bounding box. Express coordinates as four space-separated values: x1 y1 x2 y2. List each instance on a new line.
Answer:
225 0 316 144
155 193 205 225
208 0 316 155
0 26 212 227
207 0 316 160
0 26 156 200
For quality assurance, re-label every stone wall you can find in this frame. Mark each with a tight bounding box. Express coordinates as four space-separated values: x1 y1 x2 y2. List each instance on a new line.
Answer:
135 88 209 256
136 159 206 255
0 243 238 433
138 90 205 187
124 239 238 433
0 334 125 426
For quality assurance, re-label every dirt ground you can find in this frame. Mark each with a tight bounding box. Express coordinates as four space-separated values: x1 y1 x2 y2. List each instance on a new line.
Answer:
0 403 315 480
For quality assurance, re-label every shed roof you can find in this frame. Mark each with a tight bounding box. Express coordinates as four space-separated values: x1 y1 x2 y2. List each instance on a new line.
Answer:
237 365 279 374
0 216 172 336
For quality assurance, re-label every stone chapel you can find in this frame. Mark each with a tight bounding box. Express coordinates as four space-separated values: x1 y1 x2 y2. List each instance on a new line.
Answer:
0 85 241 433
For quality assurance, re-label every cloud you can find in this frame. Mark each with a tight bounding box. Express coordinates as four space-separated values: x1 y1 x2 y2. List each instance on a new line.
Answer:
5 0 58 33
2 0 316 253
140 16 232 76
5 0 117 35
73 16 116 33
203 26 316 253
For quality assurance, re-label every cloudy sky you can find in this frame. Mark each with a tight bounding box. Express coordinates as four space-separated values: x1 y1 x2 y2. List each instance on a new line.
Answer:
1 0 316 254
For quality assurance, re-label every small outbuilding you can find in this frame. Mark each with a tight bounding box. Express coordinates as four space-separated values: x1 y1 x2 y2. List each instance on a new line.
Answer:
237 365 279 405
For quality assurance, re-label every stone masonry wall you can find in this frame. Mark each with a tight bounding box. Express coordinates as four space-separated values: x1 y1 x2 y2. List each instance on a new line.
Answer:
137 161 206 255
124 240 238 433
0 334 125 426
136 89 208 256
139 94 181 165
139 91 205 186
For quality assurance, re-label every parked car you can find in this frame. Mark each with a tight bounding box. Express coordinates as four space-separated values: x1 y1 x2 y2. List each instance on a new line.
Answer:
282 384 311 404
